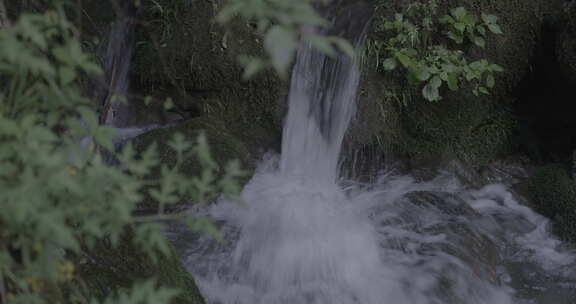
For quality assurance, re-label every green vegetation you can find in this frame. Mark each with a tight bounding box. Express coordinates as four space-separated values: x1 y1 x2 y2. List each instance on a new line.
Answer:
368 1 504 101
0 0 351 302
217 0 355 78
0 4 244 304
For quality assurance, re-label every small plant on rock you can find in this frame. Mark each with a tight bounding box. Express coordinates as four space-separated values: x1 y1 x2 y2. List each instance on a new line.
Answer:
369 1 504 101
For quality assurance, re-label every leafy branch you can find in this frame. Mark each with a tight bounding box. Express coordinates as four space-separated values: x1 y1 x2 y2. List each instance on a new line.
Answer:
0 6 244 304
217 0 355 78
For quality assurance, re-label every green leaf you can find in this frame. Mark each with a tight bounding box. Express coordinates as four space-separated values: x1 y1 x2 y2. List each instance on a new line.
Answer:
307 34 337 57
168 133 191 154
451 7 467 20
0 118 19 136
487 24 503 34
77 106 99 129
59 67 75 85
490 64 504 72
453 22 466 32
473 36 486 48
93 126 114 151
447 31 464 43
481 13 498 24
395 52 413 67
422 76 442 101
423 82 439 101
144 96 153 106
264 25 297 76
430 75 442 89
469 60 486 70
439 15 455 24
477 25 487 36
240 56 266 80
382 57 397 70
331 37 356 58
164 98 174 110
187 216 222 241
463 13 478 25
413 66 431 81
447 73 459 91
486 74 495 88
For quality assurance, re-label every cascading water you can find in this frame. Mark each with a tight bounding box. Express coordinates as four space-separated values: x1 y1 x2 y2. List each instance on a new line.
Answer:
170 4 576 303
88 1 169 147
280 31 361 181
99 0 137 128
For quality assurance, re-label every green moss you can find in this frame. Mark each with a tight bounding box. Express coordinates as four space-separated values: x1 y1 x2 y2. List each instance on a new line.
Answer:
129 0 283 152
79 231 205 304
355 0 545 169
130 116 252 211
398 95 516 168
133 116 252 175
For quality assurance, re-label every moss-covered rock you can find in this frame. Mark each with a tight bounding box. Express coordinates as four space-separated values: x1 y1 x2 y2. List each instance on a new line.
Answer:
129 116 253 211
130 0 283 151
78 0 284 152
518 164 576 242
79 231 205 304
133 116 253 176
348 0 550 170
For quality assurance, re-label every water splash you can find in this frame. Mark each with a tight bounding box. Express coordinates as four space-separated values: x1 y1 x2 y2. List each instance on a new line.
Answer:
173 166 576 303
170 4 576 303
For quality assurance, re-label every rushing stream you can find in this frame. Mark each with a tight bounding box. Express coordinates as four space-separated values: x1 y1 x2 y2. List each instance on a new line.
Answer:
163 8 576 304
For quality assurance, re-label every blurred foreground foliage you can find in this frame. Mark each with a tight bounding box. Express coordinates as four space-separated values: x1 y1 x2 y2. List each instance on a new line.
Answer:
0 4 244 303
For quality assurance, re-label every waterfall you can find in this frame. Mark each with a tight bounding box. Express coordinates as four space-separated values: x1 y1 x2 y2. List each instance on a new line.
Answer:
170 3 576 303
280 36 361 181
99 0 137 128
86 1 166 148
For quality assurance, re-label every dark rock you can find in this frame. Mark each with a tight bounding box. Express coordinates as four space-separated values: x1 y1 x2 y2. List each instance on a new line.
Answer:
81 0 284 153
79 230 205 304
347 0 552 170
557 4 576 83
517 164 576 242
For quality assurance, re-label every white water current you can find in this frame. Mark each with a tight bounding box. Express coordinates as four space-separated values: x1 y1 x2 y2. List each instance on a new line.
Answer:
168 27 576 304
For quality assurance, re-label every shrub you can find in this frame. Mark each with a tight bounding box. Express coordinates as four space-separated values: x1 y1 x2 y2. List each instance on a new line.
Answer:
367 1 504 101
0 6 243 303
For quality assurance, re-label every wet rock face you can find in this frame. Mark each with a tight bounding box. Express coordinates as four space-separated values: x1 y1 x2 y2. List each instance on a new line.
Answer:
81 0 284 153
509 2 576 168
79 230 206 304
346 0 552 170
519 164 576 243
557 4 576 83
319 0 374 40
79 0 558 172
129 0 284 150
